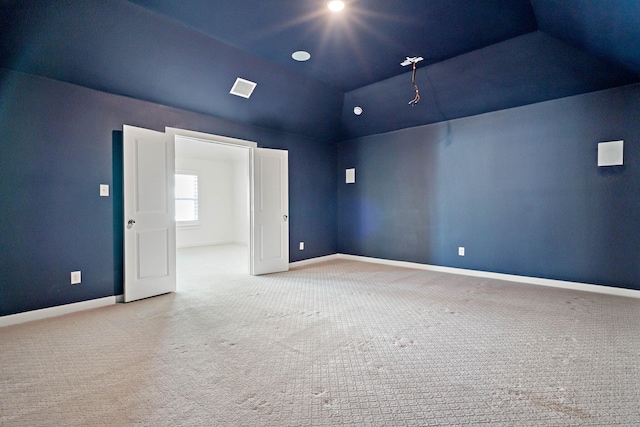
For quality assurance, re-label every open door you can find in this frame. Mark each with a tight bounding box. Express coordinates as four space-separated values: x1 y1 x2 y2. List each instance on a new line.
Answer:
123 125 176 302
251 148 289 275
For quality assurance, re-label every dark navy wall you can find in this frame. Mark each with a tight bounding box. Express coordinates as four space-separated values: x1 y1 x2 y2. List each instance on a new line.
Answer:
0 69 337 316
338 84 640 290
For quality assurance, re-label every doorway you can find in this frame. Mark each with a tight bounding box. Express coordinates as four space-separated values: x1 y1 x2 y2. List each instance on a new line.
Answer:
123 125 289 303
174 136 250 290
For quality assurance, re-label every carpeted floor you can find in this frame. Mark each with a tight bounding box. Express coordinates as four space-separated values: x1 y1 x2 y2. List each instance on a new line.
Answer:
1 245 639 426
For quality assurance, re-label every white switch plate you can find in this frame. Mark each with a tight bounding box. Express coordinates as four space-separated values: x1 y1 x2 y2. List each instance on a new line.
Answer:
71 271 81 285
458 247 465 256
100 184 109 197
299 242 304 250
346 168 355 184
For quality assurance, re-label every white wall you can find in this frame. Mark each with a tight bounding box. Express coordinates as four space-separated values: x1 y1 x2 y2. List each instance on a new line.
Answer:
231 158 250 244
175 155 248 248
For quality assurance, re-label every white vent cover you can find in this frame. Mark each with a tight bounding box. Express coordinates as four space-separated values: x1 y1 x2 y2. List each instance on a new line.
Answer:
230 77 257 98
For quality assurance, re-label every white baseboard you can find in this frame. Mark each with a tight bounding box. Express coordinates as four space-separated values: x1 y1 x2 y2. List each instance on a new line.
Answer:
293 253 640 299
0 296 117 328
5 254 636 328
290 254 341 268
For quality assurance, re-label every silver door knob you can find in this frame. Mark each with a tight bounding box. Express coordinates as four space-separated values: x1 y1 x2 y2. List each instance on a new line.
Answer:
283 215 288 221
127 219 136 229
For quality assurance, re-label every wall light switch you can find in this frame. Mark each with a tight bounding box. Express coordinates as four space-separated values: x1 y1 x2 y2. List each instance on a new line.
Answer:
346 168 355 184
458 247 465 256
71 271 81 285
299 242 304 250
100 184 109 197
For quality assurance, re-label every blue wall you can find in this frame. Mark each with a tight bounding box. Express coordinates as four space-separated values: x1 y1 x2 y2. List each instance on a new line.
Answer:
2 67 639 318
0 69 337 316
338 84 640 290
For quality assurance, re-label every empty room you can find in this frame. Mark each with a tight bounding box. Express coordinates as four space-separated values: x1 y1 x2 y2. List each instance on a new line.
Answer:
1 1 639 425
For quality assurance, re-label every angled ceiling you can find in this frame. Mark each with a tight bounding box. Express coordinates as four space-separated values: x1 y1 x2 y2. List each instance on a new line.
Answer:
126 0 539 91
1 0 639 141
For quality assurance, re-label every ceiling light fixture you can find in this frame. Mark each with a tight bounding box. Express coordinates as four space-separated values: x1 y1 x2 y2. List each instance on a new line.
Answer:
328 1 345 12
353 106 363 115
401 57 423 106
292 51 311 62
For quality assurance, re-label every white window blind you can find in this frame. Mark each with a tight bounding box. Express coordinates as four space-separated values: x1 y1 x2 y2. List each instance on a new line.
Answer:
175 173 198 223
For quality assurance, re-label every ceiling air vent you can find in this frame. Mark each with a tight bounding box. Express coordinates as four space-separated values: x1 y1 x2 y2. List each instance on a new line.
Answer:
230 77 257 99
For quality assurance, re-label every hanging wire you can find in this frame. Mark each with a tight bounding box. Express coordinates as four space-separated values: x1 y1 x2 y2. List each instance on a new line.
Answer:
409 61 420 106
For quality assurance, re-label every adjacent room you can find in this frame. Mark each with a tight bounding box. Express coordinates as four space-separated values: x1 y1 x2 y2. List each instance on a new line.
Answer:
174 136 250 283
1 1 639 425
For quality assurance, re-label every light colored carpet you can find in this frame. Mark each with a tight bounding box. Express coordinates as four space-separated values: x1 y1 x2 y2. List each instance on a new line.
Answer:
1 245 639 426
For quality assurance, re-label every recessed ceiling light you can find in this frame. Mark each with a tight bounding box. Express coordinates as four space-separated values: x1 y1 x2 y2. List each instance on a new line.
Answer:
292 51 311 62
328 1 345 12
353 106 363 115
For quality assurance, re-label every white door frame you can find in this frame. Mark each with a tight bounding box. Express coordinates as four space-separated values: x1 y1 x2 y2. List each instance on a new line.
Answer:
166 127 274 275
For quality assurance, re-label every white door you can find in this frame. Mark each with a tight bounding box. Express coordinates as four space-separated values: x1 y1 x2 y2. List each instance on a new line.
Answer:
123 125 176 302
251 148 289 275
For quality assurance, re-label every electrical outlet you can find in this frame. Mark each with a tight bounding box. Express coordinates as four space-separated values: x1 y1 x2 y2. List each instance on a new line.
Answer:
458 247 465 256
99 184 109 197
71 271 81 285
299 242 304 250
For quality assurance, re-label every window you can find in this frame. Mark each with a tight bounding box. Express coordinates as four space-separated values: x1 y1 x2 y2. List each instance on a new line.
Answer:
175 173 198 224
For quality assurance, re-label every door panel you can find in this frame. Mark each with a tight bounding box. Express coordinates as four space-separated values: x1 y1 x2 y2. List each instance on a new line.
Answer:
136 229 169 279
259 223 283 261
135 137 168 213
251 148 289 275
123 125 176 302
